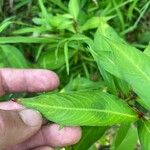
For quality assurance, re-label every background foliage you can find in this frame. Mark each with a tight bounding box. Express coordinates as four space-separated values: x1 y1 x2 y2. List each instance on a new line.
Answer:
0 0 150 150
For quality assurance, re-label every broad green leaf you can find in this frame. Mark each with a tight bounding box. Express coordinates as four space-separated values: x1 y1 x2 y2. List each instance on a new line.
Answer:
81 17 100 32
92 21 124 78
37 49 74 70
90 22 130 96
68 0 80 21
0 45 28 68
114 123 131 149
114 126 138 150
80 16 116 32
72 126 107 150
92 22 150 109
77 9 88 25
62 75 106 149
69 33 130 96
49 15 73 30
19 91 137 126
138 119 150 150
107 40 150 109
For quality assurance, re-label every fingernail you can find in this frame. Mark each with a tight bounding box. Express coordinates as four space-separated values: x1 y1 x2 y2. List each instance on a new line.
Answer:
19 109 42 126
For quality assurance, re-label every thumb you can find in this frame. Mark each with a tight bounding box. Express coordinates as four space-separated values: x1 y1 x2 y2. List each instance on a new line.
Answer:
0 109 42 149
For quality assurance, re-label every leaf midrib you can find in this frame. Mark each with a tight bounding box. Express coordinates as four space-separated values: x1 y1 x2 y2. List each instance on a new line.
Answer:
27 102 137 119
104 36 150 82
143 120 150 134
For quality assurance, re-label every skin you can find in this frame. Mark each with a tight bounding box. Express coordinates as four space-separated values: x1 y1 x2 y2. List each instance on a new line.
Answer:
0 69 82 150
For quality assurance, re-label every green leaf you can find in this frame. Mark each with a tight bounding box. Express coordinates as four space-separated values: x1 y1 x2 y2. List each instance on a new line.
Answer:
0 45 28 68
19 91 137 126
49 15 73 30
72 126 107 150
114 123 131 149
0 37 55 43
63 76 105 92
114 126 138 150
138 119 150 150
92 21 124 78
92 22 150 109
144 42 150 56
107 40 150 109
80 16 115 32
37 49 74 70
89 21 130 96
68 0 80 21
81 17 100 32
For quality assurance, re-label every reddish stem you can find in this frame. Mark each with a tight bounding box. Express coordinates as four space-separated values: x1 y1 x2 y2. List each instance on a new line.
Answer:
10 98 18 103
137 111 145 118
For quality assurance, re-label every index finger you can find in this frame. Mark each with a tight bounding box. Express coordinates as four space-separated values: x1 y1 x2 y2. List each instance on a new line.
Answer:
0 69 59 96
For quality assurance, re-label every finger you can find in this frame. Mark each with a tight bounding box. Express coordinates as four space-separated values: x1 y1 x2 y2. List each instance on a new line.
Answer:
11 124 82 150
0 101 48 125
0 69 59 96
0 101 24 110
32 146 54 150
0 109 42 149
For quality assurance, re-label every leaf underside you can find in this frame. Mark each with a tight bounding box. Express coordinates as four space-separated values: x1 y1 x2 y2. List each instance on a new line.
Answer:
19 91 137 126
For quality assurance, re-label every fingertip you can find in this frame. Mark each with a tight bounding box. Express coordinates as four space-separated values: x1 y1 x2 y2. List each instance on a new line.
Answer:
19 109 42 127
0 101 24 110
43 70 60 90
26 69 60 92
9 124 82 149
0 109 42 149
42 124 82 147
0 69 59 94
70 126 82 144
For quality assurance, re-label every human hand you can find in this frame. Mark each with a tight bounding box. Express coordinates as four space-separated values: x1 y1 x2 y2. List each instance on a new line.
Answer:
0 69 81 150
